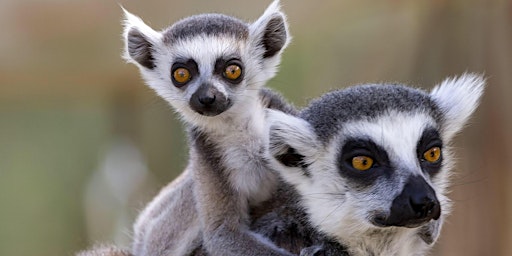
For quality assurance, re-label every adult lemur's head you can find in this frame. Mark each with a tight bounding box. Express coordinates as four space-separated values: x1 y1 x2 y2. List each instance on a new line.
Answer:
267 74 484 254
122 1 289 127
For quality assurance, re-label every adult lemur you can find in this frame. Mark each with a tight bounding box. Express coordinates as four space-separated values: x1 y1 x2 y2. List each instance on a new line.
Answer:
79 65 483 256
113 1 295 256
253 74 484 255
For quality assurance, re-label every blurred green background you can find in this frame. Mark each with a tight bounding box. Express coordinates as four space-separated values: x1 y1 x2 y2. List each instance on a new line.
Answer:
1 0 511 255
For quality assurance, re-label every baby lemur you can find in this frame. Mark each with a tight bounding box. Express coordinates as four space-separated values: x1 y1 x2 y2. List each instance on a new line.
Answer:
252 74 484 255
123 1 297 256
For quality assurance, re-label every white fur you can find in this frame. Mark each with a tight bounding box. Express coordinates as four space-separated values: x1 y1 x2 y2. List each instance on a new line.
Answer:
248 0 291 83
131 35 250 130
430 73 485 141
122 9 163 65
266 109 320 160
219 102 279 205
266 110 322 193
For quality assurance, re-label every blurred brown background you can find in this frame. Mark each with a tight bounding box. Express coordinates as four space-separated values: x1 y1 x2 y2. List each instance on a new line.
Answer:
0 0 510 255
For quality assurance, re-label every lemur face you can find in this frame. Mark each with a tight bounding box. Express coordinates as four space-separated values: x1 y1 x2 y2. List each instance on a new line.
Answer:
333 111 442 229
268 74 484 245
148 25 248 118
122 1 289 125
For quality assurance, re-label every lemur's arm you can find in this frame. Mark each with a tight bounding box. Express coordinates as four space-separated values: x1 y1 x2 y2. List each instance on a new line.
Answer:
131 169 203 256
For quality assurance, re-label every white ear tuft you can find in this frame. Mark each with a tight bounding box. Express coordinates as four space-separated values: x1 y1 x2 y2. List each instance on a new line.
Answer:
121 8 161 41
430 73 485 140
248 1 291 80
266 109 319 166
121 8 162 68
251 0 291 54
266 109 319 186
262 0 283 18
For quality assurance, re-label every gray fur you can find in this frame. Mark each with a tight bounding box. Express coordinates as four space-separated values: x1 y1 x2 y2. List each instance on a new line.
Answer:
301 84 443 144
259 88 298 116
163 14 249 45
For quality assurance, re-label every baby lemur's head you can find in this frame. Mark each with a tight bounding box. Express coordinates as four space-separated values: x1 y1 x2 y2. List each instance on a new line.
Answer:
267 74 484 251
122 1 289 127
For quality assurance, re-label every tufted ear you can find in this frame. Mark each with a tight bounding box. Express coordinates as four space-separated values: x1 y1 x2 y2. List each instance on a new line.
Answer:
266 110 319 180
248 1 290 78
122 8 162 70
430 73 485 141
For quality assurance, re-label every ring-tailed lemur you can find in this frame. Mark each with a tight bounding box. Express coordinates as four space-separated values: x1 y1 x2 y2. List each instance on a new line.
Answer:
120 1 298 256
252 74 484 256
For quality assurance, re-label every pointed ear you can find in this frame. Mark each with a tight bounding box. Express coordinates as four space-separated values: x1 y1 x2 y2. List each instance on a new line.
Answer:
430 73 485 140
249 1 290 73
266 110 319 170
122 8 162 69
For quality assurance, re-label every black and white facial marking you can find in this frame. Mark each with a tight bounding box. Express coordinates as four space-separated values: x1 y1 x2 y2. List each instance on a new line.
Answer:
122 0 290 131
336 114 442 229
267 74 484 254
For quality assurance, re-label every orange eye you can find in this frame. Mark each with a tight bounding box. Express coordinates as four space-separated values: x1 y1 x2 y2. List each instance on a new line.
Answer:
224 64 242 80
423 147 441 163
352 156 374 171
173 67 191 84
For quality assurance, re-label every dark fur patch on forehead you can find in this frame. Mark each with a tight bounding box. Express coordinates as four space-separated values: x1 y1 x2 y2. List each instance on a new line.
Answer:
163 14 249 45
300 84 442 144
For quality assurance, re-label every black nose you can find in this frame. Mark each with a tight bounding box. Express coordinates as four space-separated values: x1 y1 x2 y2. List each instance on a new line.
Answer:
373 175 441 228
198 93 216 105
189 83 230 116
410 191 440 220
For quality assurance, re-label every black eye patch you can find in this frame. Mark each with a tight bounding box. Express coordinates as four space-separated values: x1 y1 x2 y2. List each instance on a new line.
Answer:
416 128 443 175
214 57 244 84
337 138 392 188
171 59 199 87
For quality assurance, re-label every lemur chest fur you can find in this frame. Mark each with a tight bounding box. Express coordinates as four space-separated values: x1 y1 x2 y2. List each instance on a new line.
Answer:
191 107 278 206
